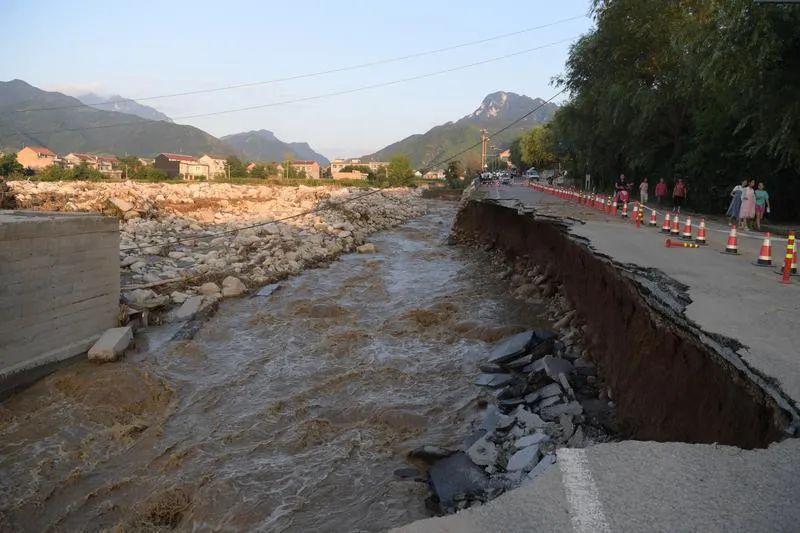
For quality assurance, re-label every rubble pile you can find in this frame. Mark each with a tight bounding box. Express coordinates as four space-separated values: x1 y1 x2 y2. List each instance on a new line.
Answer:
9 181 426 318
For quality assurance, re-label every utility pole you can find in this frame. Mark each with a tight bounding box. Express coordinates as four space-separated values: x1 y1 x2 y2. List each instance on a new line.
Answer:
480 129 489 171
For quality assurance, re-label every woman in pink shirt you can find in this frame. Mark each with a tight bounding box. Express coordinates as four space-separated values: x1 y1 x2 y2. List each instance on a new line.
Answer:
672 178 687 213
654 178 667 207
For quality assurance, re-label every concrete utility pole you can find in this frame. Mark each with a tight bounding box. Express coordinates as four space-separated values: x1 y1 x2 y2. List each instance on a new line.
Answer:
481 129 490 170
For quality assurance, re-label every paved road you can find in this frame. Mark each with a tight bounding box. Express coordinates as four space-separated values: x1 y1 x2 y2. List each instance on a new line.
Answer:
395 182 800 533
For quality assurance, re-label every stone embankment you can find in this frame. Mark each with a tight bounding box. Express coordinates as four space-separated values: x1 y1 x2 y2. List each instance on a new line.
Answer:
10 181 426 318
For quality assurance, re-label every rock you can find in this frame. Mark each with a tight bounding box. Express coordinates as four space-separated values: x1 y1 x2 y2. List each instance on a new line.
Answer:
123 210 141 221
130 261 147 273
574 356 595 370
512 406 546 429
463 430 488 449
488 331 535 364
108 197 134 213
543 355 574 380
88 327 133 362
393 467 420 479
524 453 557 483
553 310 576 330
480 405 515 433
356 243 377 253
514 430 550 449
221 276 247 297
474 373 513 388
408 445 455 463
466 435 498 466
171 291 190 304
255 283 281 297
540 401 584 420
522 358 547 374
567 426 586 447
170 295 204 322
198 282 221 295
429 452 489 510
535 395 562 410
560 414 576 440
506 444 541 472
524 383 563 404
120 255 141 267
558 373 575 399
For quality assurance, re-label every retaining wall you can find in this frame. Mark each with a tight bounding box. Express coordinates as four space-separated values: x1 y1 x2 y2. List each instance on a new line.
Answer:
0 210 119 395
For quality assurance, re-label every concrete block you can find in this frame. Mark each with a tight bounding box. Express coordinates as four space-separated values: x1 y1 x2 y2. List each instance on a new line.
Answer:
506 444 541 471
543 355 574 380
88 327 133 362
171 296 204 322
467 434 498 466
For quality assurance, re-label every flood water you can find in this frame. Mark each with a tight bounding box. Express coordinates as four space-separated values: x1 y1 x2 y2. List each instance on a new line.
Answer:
0 202 548 532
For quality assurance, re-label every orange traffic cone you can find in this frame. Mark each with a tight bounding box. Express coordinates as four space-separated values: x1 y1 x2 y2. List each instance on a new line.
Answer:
661 212 671 234
621 202 628 218
649 208 658 227
724 225 739 254
755 233 773 266
681 217 693 241
780 232 796 282
612 201 618 216
695 218 707 245
670 216 681 236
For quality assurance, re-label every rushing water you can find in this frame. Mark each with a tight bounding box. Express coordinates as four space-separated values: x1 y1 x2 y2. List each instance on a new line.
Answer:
0 202 547 532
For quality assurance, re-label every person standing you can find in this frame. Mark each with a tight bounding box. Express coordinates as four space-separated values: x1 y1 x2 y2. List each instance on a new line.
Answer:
639 178 649 205
726 180 746 225
655 178 667 207
672 178 687 213
738 179 756 230
754 181 771 231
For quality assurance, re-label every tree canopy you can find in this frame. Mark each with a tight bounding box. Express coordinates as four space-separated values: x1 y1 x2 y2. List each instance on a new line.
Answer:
387 155 415 187
547 0 800 219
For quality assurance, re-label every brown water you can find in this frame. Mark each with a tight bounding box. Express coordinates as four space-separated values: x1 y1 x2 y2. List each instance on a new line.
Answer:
0 202 547 532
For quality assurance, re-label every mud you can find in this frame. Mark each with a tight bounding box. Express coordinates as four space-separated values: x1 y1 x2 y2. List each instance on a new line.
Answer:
0 202 552 532
453 200 788 449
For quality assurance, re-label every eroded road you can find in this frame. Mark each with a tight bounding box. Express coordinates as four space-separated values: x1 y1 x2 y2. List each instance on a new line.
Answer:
0 202 549 532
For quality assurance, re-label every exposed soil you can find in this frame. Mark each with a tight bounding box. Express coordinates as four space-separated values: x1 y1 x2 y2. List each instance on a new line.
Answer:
453 200 788 449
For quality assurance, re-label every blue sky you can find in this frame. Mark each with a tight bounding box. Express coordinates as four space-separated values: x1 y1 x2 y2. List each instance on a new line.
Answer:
2 0 593 158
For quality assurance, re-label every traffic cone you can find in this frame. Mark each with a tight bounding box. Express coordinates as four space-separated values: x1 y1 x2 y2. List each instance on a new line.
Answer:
695 218 707 245
631 202 639 222
671 216 681 236
661 212 671 234
666 239 700 249
681 217 693 241
612 201 618 217
779 232 796 281
724 225 739 254
649 209 658 227
755 233 773 266
621 202 628 218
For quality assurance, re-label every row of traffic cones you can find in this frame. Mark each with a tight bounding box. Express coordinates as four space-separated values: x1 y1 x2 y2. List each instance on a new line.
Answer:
659 212 707 245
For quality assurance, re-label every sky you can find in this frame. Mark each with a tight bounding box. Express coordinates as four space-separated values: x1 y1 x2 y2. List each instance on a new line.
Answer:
1 0 594 158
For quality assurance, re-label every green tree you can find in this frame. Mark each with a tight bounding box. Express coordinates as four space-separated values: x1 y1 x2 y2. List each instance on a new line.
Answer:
0 153 23 176
444 160 464 189
226 156 247 178
387 155 415 187
249 164 268 179
521 126 557 169
509 138 524 169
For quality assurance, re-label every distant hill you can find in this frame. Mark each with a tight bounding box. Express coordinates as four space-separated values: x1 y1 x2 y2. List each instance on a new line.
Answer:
0 79 235 157
77 92 173 122
364 91 558 168
221 129 330 165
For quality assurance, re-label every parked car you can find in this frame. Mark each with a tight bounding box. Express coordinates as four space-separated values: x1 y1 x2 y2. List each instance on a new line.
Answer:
524 168 540 180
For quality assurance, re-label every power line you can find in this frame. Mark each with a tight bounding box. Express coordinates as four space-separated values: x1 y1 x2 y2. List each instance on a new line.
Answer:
14 15 585 114
21 37 577 137
418 87 568 173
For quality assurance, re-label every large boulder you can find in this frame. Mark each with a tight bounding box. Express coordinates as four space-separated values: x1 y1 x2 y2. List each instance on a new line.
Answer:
221 276 247 297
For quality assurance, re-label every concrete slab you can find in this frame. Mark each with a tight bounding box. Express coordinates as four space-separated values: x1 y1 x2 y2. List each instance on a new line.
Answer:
87 327 132 362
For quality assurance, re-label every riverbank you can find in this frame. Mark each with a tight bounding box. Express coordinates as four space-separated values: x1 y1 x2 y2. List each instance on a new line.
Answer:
9 180 427 318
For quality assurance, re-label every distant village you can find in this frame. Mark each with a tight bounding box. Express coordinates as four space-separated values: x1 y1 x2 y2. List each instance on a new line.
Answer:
9 146 447 181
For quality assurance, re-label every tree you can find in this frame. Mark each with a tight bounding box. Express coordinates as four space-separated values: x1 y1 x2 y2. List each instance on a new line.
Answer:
521 126 557 169
226 156 247 178
0 153 23 176
444 160 464 189
509 138 525 169
249 164 269 179
386 155 415 187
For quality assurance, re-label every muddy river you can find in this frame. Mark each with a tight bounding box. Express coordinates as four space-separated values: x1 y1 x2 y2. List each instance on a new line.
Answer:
0 202 548 532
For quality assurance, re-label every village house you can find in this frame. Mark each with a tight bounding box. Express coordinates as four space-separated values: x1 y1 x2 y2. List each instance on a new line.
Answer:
16 146 57 170
154 153 209 180
62 153 122 178
289 160 321 180
331 170 368 181
330 158 389 174
198 155 227 179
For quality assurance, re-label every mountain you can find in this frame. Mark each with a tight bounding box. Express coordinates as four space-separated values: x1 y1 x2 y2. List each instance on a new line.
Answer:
77 92 173 122
364 91 558 168
0 79 235 157
221 129 330 166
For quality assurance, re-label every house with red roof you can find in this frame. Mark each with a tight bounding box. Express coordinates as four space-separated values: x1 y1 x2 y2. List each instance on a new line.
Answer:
17 146 57 170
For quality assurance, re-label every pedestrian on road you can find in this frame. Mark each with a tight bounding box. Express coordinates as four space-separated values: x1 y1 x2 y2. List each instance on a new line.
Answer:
614 174 630 204
672 178 687 213
639 178 649 205
655 178 667 207
739 179 756 230
726 179 746 225
754 181 771 231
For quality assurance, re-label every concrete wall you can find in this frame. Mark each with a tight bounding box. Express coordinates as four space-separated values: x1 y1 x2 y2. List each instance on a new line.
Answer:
0 210 119 394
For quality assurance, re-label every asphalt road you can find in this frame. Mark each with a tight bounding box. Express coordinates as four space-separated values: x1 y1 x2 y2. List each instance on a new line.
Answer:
395 182 800 533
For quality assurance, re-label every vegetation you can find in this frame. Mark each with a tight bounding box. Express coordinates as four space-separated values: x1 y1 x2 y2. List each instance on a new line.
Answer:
0 153 23 176
386 155 415 187
115 155 169 180
520 126 556 169
444 160 465 189
545 0 800 219
226 156 247 178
